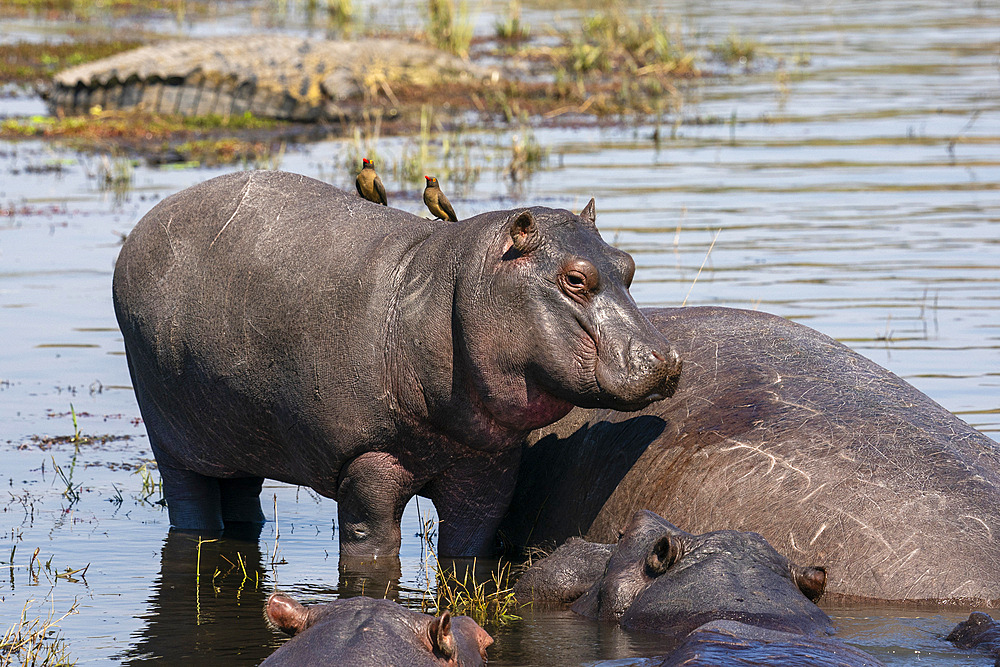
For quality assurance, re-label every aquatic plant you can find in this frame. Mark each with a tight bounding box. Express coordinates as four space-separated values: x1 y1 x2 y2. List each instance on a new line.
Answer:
425 0 473 58
503 127 547 183
0 598 79 667
710 31 761 66
423 558 521 628
495 0 529 44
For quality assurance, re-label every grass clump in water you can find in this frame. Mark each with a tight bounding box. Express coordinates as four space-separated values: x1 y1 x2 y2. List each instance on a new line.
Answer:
710 31 762 67
0 598 79 667
425 0 473 58
424 558 521 628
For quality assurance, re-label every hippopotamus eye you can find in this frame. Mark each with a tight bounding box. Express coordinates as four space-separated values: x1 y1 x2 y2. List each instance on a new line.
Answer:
645 534 685 577
559 259 599 301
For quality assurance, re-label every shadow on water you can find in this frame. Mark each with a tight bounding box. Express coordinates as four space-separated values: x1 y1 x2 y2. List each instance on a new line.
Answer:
120 527 281 666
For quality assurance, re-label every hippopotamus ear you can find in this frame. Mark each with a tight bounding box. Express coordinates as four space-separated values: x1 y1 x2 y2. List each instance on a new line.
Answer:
579 198 597 230
265 592 310 636
509 210 541 255
429 610 457 659
645 534 685 576
790 564 827 602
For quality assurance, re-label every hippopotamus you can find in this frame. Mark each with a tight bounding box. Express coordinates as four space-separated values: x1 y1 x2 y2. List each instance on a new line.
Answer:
653 620 884 667
947 612 1000 665
262 593 492 666
515 510 831 643
502 305 1000 604
112 170 681 559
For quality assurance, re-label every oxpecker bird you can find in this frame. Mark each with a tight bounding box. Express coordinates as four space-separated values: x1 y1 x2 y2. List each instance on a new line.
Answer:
422 175 458 222
356 158 387 205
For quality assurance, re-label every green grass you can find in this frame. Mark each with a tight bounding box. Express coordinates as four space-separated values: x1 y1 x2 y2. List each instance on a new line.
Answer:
424 558 521 628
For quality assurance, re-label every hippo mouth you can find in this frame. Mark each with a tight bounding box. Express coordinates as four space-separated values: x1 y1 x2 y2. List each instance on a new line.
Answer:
575 315 681 410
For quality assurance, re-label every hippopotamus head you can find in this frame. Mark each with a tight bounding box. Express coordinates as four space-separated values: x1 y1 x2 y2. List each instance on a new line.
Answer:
571 510 831 641
453 200 681 433
262 593 493 666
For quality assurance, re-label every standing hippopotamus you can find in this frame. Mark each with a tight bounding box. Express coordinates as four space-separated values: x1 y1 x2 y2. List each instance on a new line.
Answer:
515 510 830 643
262 593 492 666
502 306 1000 604
112 170 680 558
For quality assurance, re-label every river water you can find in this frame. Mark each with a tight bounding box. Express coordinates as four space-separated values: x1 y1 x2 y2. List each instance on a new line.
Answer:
1 0 998 665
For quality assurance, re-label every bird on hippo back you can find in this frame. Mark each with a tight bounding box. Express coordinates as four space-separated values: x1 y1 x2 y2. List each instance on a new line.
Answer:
501 304 1000 605
423 175 458 222
112 170 681 565
355 157 387 205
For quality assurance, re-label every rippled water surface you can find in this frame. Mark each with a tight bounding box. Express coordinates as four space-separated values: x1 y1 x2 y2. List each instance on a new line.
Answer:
1 1 998 665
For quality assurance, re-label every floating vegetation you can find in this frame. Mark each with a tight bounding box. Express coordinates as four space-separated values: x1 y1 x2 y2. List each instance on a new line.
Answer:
0 598 79 667
710 31 762 67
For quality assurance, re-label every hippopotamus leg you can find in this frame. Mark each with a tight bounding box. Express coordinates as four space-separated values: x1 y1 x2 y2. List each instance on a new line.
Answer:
219 477 266 523
337 452 415 557
144 404 265 530
424 448 521 557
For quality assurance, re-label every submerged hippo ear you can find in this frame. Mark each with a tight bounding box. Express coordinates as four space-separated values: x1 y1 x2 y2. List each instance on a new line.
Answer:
265 592 310 636
645 534 685 576
791 564 827 602
579 198 597 229
429 610 457 659
509 209 541 255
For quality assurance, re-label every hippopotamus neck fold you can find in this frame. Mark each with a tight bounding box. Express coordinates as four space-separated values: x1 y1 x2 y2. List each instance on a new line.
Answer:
391 216 574 453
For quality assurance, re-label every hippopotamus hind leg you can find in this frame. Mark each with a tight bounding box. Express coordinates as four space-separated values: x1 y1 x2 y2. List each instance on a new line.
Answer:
219 476 266 524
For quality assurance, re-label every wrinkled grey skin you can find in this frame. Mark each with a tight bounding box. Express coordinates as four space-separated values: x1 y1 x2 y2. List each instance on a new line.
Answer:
947 612 1000 666
652 620 884 667
113 170 681 559
261 593 492 666
517 510 830 645
513 537 614 604
502 306 1000 604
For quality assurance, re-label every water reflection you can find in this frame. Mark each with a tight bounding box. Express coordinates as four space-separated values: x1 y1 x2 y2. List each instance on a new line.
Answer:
121 529 280 666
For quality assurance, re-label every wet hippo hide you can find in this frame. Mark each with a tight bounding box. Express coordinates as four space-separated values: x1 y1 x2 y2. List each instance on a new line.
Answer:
502 305 1000 605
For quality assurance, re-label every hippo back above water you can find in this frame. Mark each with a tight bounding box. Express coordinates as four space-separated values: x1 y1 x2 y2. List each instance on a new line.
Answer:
112 170 681 559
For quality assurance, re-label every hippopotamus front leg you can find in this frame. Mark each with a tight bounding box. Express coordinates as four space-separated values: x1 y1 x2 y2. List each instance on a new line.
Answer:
426 449 521 557
337 452 416 558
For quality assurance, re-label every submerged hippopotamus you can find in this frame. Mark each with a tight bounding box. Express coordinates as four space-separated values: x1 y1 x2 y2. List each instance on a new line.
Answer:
947 612 1000 665
262 593 492 666
516 510 883 666
653 620 884 667
515 510 830 643
503 306 1000 604
113 170 680 558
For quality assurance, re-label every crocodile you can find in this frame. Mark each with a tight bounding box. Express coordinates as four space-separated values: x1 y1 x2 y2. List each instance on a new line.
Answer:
46 35 489 121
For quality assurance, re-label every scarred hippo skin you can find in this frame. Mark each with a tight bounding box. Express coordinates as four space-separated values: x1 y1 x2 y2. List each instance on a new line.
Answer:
651 620 884 667
502 306 1000 604
947 612 1000 665
261 593 492 666
112 170 681 559
515 510 831 645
